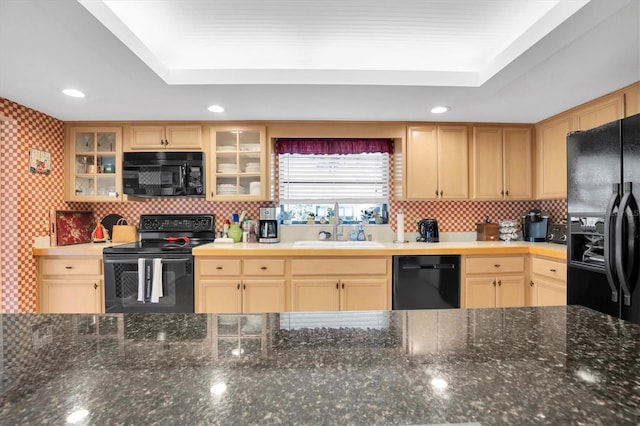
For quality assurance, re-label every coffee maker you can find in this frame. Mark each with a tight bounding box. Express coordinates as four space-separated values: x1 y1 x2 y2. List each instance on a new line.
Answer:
258 206 279 243
521 209 549 242
417 218 439 242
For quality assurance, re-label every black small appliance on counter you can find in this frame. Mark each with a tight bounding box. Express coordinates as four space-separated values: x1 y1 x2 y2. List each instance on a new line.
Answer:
521 210 549 242
417 218 439 242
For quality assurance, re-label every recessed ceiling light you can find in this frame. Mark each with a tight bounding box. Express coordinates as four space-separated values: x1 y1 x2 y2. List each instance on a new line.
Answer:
62 88 86 98
208 105 225 113
430 106 450 114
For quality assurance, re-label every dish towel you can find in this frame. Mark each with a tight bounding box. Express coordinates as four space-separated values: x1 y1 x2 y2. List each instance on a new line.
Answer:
150 258 163 303
137 258 145 302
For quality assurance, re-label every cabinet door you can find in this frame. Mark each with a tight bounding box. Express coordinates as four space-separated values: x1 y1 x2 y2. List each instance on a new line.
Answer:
535 115 572 199
465 277 496 308
165 125 202 149
291 279 340 311
496 275 525 307
209 126 267 200
437 125 468 199
243 280 286 313
41 279 101 313
470 127 503 200
67 127 122 202
533 277 566 306
129 126 166 150
503 127 533 200
200 280 242 313
574 95 623 131
340 278 388 311
406 126 439 199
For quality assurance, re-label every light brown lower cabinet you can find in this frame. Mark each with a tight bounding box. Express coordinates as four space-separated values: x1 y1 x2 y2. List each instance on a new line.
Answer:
38 256 103 313
290 257 391 312
197 257 286 313
528 255 567 306
290 278 388 312
464 255 526 308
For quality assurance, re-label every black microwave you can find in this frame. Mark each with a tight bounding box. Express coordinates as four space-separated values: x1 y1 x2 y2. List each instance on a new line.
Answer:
122 152 205 197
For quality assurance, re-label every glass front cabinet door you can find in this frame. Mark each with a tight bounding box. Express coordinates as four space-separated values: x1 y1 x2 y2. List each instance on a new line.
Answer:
66 127 123 201
209 126 268 200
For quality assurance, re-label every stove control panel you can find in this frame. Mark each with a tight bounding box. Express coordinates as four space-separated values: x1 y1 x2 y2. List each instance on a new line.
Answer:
139 215 215 233
547 223 567 245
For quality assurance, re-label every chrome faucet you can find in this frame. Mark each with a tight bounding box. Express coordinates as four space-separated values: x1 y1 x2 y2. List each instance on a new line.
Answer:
332 202 343 241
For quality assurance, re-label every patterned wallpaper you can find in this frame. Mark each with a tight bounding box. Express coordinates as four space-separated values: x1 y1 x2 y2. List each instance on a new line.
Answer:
0 97 567 312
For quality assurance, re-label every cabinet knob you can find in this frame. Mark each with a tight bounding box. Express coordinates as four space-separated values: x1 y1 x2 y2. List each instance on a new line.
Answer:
498 280 502 286
243 284 246 290
237 283 240 290
439 190 443 196
65 266 73 269
341 283 345 289
501 190 504 196
530 281 535 287
216 266 223 270
260 266 267 270
494 264 500 268
549 268 557 272
336 282 339 289
94 283 98 290
505 190 509 196
435 190 438 197
492 280 496 287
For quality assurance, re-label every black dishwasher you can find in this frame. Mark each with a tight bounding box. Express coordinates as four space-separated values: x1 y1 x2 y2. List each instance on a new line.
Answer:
392 255 460 309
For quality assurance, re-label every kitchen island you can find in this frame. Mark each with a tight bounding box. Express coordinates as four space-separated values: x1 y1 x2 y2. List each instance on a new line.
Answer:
1 306 639 425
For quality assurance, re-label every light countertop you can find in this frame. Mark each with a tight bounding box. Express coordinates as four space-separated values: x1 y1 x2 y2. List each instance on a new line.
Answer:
0 306 637 425
32 240 567 259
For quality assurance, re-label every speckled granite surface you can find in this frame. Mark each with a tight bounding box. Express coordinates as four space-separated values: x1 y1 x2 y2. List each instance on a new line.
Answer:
1 306 639 425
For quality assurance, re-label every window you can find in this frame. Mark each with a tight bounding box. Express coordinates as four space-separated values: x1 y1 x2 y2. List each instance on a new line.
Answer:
278 151 390 225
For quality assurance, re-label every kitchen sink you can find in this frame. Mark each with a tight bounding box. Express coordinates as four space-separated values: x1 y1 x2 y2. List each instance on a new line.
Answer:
292 240 384 248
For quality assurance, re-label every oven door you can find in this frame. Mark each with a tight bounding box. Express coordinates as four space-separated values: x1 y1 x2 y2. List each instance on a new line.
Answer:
103 253 194 313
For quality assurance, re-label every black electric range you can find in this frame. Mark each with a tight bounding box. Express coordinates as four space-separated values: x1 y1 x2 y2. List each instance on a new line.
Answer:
103 214 215 313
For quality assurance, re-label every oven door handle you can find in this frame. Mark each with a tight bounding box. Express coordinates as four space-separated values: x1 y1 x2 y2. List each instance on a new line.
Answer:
103 258 192 264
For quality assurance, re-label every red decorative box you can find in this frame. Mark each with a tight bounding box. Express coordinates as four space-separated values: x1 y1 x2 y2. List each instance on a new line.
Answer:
49 210 94 246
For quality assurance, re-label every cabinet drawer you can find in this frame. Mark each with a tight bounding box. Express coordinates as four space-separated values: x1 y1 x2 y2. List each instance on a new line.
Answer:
243 259 285 276
291 258 388 276
199 258 242 276
531 257 567 281
40 257 101 276
465 256 524 274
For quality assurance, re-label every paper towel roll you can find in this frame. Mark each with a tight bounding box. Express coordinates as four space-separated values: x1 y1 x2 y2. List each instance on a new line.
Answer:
396 209 405 242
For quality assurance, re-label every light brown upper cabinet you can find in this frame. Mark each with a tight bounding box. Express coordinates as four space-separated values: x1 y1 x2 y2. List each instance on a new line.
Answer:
535 92 624 199
126 124 203 150
65 127 124 202
406 125 468 200
208 125 269 200
470 126 532 200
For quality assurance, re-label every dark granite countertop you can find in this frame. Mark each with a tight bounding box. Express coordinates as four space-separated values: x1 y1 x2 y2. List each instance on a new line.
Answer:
1 306 639 425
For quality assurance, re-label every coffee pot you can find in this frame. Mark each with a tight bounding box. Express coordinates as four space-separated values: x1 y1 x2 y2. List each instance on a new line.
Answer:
417 218 439 242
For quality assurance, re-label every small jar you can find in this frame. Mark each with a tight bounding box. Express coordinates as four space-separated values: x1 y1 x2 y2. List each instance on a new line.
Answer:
227 224 243 243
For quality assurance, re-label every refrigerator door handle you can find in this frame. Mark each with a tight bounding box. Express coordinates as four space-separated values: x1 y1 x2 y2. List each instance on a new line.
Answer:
615 182 637 306
604 184 621 303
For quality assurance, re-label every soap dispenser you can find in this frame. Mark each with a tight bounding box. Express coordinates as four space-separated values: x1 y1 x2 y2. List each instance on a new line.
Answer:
357 224 366 241
350 225 358 241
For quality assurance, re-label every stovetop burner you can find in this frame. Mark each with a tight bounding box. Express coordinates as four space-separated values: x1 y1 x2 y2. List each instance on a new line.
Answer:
103 214 215 255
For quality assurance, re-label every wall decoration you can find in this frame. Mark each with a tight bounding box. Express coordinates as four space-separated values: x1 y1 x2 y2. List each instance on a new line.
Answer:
29 148 51 175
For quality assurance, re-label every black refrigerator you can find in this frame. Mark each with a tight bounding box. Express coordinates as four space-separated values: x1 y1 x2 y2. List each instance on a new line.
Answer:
567 113 640 324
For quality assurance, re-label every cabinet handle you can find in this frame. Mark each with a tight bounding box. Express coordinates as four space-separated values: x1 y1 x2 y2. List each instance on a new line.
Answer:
216 266 223 270
435 190 438 197
341 283 345 289
260 266 267 270
237 283 240 290
549 268 557 272
498 280 502 286
243 284 246 290
492 280 496 287
530 281 535 287
494 264 500 268
94 283 98 290
440 190 443 196
501 190 504 196
336 282 339 289
505 190 509 196
65 266 73 269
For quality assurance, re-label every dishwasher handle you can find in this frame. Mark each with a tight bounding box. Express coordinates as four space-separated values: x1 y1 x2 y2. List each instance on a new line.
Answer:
402 263 456 270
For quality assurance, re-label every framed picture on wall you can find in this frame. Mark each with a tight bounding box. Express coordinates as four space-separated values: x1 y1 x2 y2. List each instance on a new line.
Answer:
29 148 51 175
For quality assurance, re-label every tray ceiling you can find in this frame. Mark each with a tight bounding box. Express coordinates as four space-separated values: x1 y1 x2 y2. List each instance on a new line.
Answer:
79 0 589 86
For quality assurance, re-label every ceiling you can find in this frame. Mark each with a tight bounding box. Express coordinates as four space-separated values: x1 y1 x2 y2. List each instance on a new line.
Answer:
0 0 638 123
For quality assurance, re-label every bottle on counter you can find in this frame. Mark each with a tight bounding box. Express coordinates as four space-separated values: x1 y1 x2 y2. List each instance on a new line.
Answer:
357 224 366 241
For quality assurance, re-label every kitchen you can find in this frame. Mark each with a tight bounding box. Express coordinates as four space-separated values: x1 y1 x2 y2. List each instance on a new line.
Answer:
2 0 640 423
